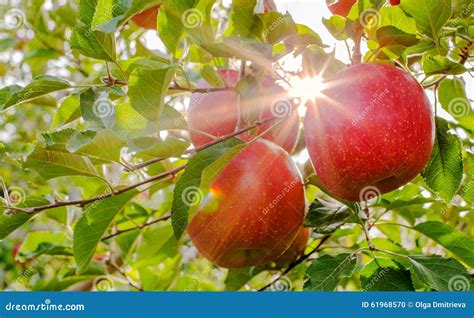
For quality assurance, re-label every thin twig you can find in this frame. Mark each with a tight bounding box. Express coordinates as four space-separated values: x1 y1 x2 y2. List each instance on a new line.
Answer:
258 233 333 291
126 116 280 171
423 41 473 89
170 85 234 93
7 165 186 215
102 213 172 241
7 118 281 215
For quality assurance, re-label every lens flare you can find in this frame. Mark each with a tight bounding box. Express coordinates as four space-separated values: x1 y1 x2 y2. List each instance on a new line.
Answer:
288 76 326 104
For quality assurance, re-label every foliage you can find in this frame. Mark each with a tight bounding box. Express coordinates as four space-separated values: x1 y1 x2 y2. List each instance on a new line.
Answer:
0 0 473 292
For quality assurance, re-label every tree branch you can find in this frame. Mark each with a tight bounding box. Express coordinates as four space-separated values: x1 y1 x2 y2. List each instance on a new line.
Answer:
258 233 333 291
423 40 473 89
169 85 234 93
7 118 281 215
8 166 186 215
102 213 172 241
126 116 280 171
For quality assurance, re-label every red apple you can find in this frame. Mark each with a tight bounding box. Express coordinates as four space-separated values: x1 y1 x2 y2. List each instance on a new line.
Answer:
132 6 160 30
275 227 310 266
188 70 300 153
389 0 400 5
188 139 306 268
326 0 357 16
304 63 434 201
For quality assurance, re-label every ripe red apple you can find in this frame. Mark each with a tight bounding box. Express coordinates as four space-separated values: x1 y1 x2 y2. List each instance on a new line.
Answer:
326 0 357 16
389 0 400 5
131 6 160 30
304 63 434 201
188 70 300 153
275 227 310 266
188 139 306 268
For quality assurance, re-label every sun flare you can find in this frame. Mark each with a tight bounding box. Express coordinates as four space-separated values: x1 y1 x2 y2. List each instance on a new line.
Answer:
288 75 326 104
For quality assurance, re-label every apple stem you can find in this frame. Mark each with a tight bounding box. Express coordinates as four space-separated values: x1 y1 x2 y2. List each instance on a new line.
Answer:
351 30 364 65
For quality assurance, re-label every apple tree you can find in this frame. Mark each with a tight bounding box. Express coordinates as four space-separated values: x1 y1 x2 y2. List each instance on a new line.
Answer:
0 0 473 291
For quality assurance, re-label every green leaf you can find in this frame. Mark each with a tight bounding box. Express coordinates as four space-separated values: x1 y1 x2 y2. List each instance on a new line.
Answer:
51 94 81 129
184 0 216 44
376 26 418 48
304 198 353 234
230 0 261 38
24 147 99 180
225 266 266 291
285 24 325 49
157 0 195 55
128 66 177 121
91 0 129 32
414 221 474 267
79 89 115 126
171 138 245 239
422 54 467 76
259 12 297 44
421 118 463 202
323 16 347 41
17 231 72 261
438 78 472 121
136 137 189 159
0 197 51 240
74 190 138 274
304 253 357 291
401 0 452 39
158 104 188 131
200 37 273 71
73 129 125 163
360 260 414 291
199 65 225 88
3 76 71 110
78 0 98 25
377 6 417 35
408 255 473 291
461 153 474 205
43 129 96 152
0 85 22 110
70 25 116 62
113 102 155 139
